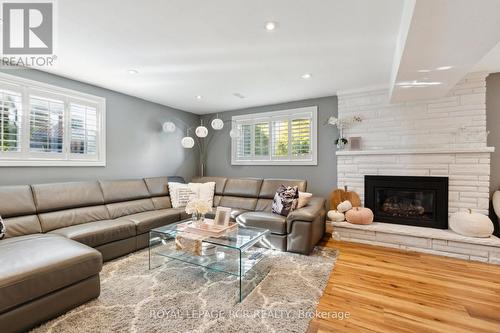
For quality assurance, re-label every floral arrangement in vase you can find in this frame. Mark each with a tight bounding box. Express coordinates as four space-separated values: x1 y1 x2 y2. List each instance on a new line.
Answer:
327 115 362 150
185 199 212 224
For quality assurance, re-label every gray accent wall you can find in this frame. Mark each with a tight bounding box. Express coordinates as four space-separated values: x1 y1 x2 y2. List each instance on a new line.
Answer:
487 72 500 193
0 68 200 185
202 96 338 198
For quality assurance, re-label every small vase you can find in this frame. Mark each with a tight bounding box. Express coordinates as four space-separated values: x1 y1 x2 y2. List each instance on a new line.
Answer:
336 128 347 150
192 212 205 226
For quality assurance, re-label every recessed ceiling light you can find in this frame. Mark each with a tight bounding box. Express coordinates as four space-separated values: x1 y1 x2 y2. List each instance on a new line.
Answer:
265 21 277 31
127 69 139 75
397 80 442 87
195 95 203 100
301 73 312 79
436 66 453 71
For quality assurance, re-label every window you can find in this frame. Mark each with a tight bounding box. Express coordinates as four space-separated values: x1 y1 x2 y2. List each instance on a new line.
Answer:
231 106 317 165
0 73 106 166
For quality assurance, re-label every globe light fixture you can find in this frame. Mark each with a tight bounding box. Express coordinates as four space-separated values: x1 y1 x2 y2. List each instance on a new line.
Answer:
229 128 239 138
195 125 208 137
211 118 224 130
181 136 195 148
162 121 176 133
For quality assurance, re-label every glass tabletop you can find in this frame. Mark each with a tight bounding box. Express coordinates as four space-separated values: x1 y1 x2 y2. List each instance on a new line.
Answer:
151 219 270 251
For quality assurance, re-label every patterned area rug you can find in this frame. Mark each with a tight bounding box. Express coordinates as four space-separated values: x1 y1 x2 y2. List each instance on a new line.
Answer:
32 248 336 333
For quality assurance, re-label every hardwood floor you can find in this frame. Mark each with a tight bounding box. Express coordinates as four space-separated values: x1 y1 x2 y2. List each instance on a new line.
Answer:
308 235 500 333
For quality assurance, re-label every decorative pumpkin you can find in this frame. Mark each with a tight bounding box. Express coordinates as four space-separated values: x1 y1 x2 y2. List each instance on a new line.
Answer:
329 186 361 210
493 191 500 219
344 186 362 208
345 207 374 225
327 210 345 222
329 188 345 210
449 209 494 238
337 200 352 213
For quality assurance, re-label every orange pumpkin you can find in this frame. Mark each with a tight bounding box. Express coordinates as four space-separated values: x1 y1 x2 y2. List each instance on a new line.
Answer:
345 207 374 225
329 186 361 210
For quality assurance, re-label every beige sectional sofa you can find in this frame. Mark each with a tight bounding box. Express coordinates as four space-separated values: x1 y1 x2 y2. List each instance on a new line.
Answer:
0 176 325 332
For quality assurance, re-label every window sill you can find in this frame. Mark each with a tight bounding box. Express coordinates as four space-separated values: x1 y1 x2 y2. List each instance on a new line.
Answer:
0 160 106 167
231 160 317 166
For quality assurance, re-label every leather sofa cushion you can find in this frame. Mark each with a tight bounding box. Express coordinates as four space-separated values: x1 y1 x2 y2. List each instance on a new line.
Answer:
38 205 111 233
168 208 191 220
50 219 136 247
213 195 222 207
204 208 247 222
0 185 36 218
259 179 307 199
219 196 257 211
152 196 172 210
32 181 105 213
121 209 181 234
237 212 287 235
144 177 169 197
2 215 41 238
230 208 250 220
0 234 102 313
222 178 262 198
191 177 227 195
99 180 150 203
255 198 273 212
106 199 155 219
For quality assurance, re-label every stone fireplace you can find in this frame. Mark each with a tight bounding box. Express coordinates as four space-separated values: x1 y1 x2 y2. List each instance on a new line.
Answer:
365 175 448 229
331 72 500 264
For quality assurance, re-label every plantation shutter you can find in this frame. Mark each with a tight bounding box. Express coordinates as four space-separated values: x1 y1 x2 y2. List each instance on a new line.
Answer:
254 122 269 158
70 103 98 155
291 117 312 159
272 119 289 159
29 96 64 153
236 123 252 159
0 89 22 152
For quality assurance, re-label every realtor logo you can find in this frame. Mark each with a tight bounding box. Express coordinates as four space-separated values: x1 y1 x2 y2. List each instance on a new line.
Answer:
2 2 53 54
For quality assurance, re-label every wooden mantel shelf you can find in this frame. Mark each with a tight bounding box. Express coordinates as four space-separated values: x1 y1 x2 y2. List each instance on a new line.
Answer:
335 147 495 156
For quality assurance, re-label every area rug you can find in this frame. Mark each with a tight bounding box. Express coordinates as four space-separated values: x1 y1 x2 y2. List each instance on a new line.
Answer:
31 247 336 333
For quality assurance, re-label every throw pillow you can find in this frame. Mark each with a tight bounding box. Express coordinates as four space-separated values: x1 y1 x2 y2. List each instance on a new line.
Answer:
297 191 313 209
272 185 299 216
0 215 5 240
168 182 195 208
188 182 216 207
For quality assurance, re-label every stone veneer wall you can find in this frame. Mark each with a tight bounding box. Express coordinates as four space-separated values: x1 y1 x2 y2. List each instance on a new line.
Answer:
337 72 492 215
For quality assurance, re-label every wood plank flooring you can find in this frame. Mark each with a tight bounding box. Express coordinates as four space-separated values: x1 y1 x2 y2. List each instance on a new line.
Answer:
308 235 500 333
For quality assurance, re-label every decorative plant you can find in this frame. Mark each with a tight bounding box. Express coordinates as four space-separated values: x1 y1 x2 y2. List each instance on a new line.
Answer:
326 115 362 149
185 199 212 216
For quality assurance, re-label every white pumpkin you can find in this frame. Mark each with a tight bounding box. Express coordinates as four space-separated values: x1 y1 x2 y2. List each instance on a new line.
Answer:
449 209 494 238
337 200 352 213
493 191 500 219
327 210 345 222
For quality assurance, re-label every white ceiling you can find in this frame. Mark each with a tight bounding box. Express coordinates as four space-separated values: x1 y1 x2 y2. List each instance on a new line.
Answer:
36 0 500 114
39 0 404 114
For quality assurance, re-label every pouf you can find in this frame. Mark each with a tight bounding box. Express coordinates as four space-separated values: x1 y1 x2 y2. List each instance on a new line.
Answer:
449 209 494 238
346 207 374 225
327 210 345 222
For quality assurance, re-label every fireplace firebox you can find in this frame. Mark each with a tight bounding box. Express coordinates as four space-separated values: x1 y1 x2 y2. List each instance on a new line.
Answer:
364 176 448 229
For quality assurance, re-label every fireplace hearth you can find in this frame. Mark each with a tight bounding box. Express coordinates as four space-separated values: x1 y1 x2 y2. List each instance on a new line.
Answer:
365 176 448 229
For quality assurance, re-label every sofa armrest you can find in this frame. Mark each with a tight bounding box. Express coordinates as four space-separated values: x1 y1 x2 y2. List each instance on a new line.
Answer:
287 197 325 223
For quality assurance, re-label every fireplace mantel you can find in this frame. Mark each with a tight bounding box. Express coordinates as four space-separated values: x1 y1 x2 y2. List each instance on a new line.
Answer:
336 147 495 156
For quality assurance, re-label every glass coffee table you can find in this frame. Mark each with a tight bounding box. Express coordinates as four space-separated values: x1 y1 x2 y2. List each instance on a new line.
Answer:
149 219 271 302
